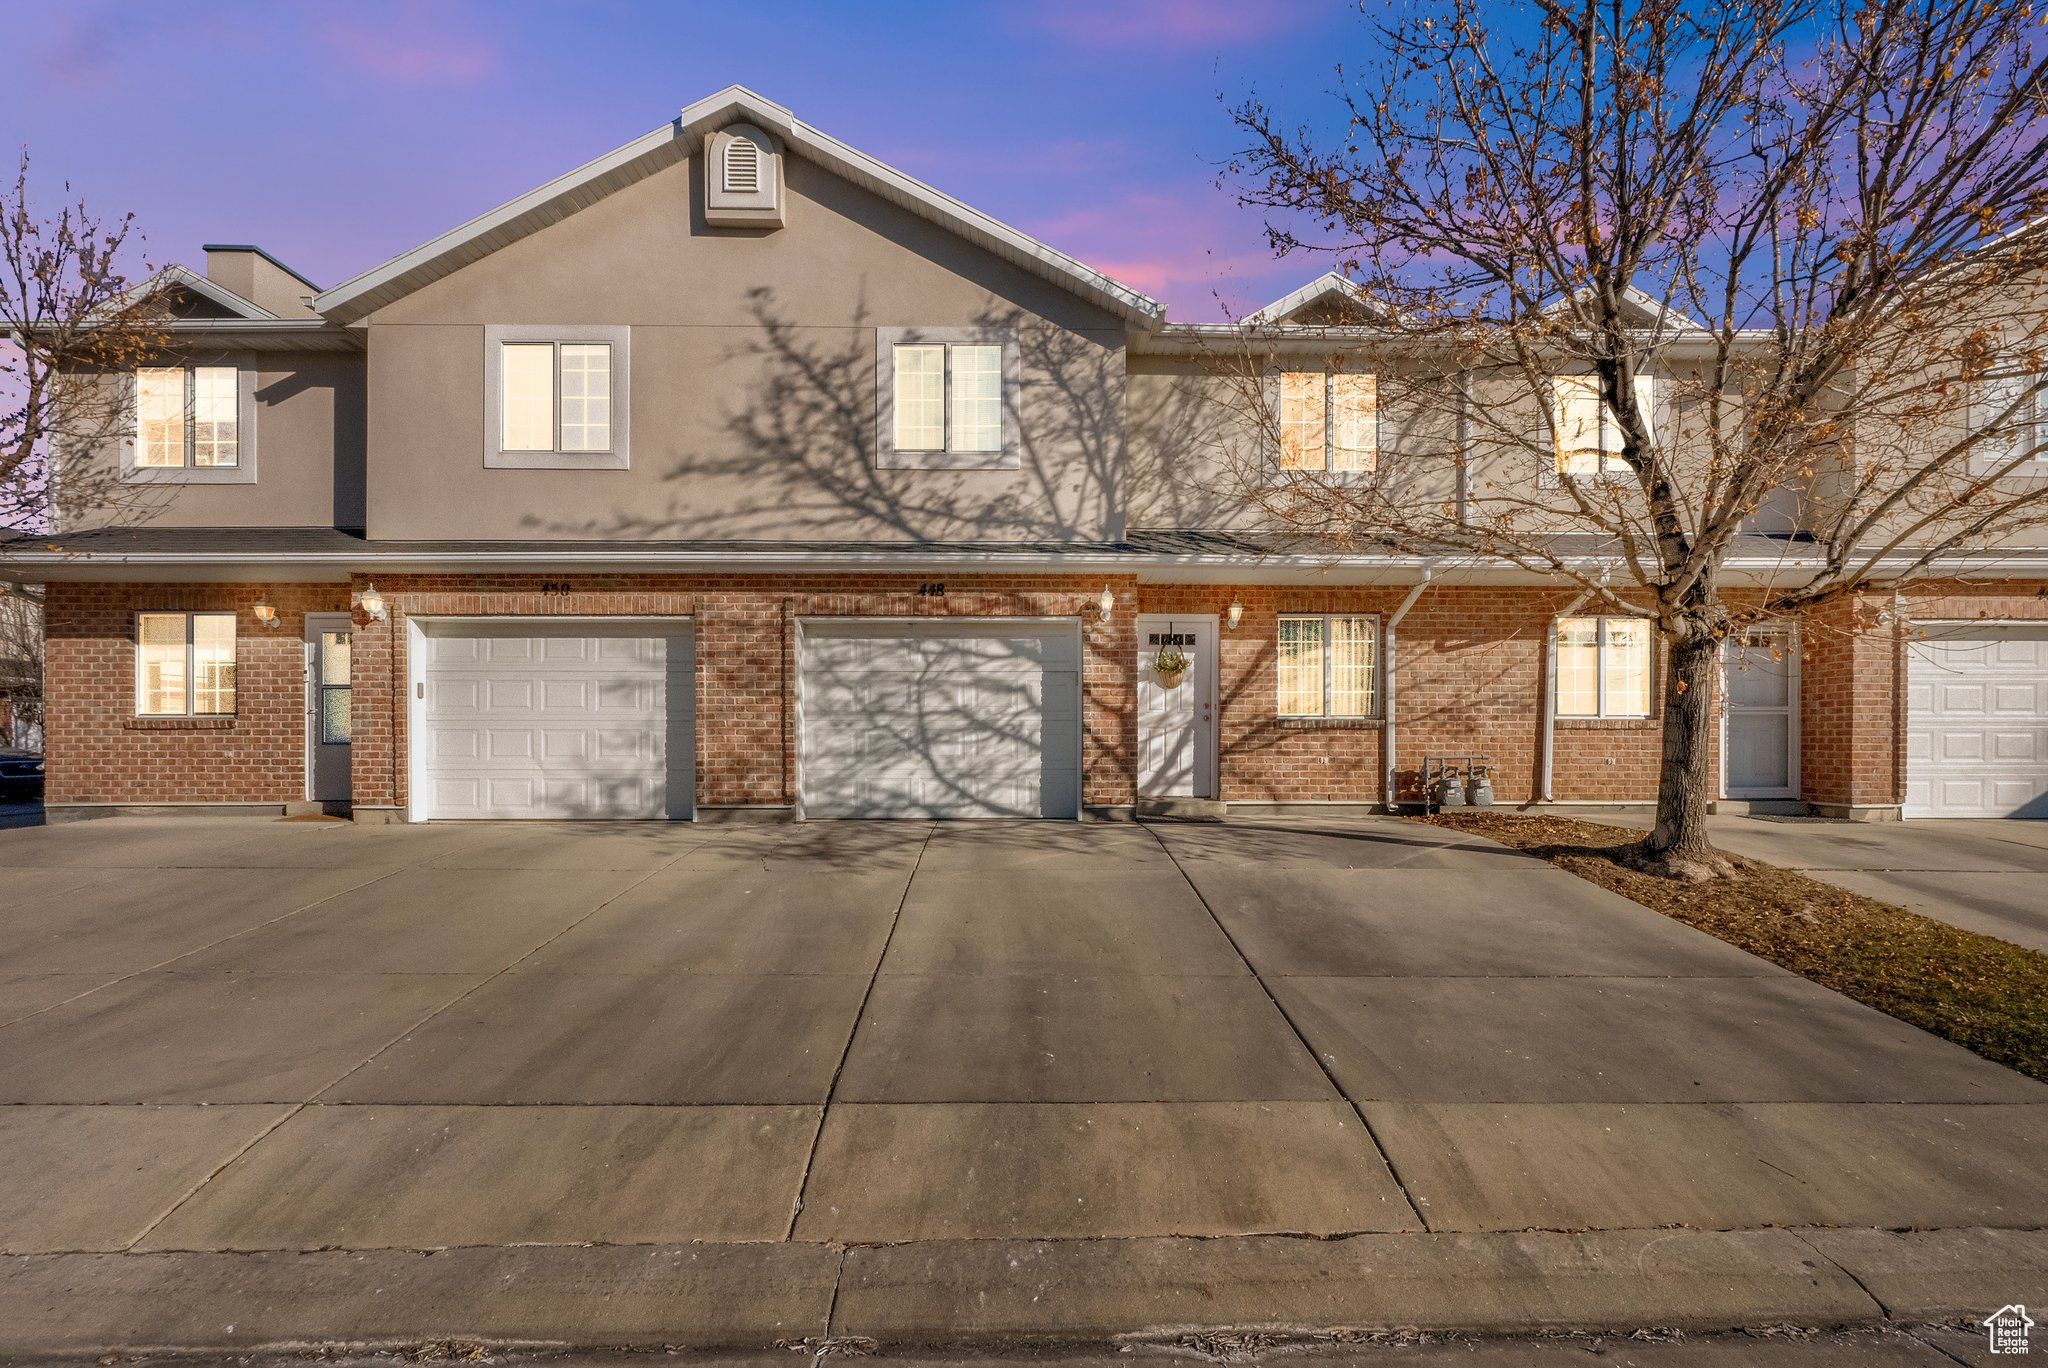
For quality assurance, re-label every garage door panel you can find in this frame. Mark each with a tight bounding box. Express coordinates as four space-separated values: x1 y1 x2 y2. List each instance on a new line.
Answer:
422 623 693 821
1907 624 2048 817
800 622 1081 820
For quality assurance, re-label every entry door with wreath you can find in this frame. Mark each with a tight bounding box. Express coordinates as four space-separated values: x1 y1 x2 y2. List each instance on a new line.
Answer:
1136 614 1218 798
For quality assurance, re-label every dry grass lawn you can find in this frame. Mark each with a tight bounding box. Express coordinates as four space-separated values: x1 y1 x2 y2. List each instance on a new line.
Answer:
1419 811 2048 1083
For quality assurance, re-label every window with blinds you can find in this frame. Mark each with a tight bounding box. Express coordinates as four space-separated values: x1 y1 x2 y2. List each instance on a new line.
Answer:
1277 614 1381 718
1555 616 1653 718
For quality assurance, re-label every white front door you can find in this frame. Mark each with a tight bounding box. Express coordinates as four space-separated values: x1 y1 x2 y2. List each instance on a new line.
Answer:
1906 623 2048 818
418 621 694 820
1137 614 1217 799
1722 627 1798 798
798 620 1083 819
305 613 353 803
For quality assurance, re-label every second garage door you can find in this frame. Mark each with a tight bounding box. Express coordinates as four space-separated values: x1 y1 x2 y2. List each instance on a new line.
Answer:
420 621 694 820
799 620 1082 819
1905 622 2048 818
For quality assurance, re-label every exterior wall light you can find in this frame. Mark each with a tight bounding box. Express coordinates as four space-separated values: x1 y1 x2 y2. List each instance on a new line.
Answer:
1226 597 1244 630
251 603 281 628
1097 585 1115 623
358 582 387 623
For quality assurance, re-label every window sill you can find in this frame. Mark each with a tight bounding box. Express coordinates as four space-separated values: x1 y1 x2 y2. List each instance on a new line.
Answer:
877 449 1021 471
125 716 236 731
1276 715 1383 728
120 466 257 485
1269 469 1377 484
485 450 630 471
1555 716 1657 729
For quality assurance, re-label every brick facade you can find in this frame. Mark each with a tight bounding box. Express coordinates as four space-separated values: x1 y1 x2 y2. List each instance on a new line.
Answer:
40 573 2048 818
42 582 349 806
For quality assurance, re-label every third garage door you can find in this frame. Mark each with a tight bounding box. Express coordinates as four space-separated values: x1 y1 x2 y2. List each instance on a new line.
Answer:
1905 622 2048 818
799 620 1082 819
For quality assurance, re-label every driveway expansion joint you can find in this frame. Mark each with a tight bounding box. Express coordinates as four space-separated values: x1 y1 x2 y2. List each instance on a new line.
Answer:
1144 824 1432 1232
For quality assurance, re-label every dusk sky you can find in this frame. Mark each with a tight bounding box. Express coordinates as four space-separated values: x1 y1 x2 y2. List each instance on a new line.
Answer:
2 0 1364 321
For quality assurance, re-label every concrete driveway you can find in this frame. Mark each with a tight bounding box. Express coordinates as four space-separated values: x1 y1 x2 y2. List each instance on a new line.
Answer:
1686 815 2048 954
2 810 2043 1257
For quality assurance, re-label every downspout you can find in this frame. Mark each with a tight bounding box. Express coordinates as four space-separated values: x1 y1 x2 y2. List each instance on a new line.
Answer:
1455 368 1473 527
1382 565 1436 810
1539 588 1596 803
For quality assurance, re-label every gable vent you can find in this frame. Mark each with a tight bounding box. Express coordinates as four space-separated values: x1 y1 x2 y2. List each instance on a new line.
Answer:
724 138 760 194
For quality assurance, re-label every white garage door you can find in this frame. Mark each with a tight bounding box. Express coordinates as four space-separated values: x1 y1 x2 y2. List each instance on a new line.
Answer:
420 621 693 820
800 620 1082 819
1906 623 2048 818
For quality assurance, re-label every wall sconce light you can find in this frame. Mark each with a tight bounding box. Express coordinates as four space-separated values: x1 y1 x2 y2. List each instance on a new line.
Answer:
357 582 387 623
1226 597 1244 630
1096 585 1115 623
251 603 281 629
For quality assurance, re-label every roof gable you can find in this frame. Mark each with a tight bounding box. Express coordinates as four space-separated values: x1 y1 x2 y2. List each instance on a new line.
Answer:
119 264 279 321
1541 284 1705 331
1244 272 1391 326
314 86 1165 327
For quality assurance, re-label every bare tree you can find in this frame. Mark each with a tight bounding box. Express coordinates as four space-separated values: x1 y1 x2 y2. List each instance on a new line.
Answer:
2 148 167 540
1215 0 2048 876
0 582 40 749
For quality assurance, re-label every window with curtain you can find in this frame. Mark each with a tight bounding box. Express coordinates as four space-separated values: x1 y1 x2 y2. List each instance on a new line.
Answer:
501 341 612 453
1277 614 1380 717
1551 374 1653 477
1555 616 1653 718
134 366 239 468
891 341 1006 453
1279 371 1377 472
135 612 237 717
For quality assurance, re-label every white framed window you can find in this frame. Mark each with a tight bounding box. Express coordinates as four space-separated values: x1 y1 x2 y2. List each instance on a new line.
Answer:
1556 615 1653 718
1277 614 1381 717
1279 371 1377 472
127 365 255 482
136 611 237 717
1969 371 2048 471
1551 374 1654 478
483 325 631 469
876 328 1018 468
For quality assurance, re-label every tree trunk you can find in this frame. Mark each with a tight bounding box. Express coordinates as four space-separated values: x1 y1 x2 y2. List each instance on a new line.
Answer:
1637 630 1735 880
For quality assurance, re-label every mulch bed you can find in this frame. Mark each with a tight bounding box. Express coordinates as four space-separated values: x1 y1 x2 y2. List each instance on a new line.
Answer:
1417 810 2048 1083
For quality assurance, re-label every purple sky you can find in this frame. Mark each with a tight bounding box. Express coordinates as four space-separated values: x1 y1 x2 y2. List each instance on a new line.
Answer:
3 0 1360 321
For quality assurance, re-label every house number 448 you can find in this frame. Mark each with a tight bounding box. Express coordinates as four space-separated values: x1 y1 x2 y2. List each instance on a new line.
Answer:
918 582 946 597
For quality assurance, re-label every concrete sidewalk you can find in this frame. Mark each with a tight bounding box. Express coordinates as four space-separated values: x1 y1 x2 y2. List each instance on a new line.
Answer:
1 813 2044 1353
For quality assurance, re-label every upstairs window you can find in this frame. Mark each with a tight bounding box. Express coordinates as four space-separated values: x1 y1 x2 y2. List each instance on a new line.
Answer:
1277 614 1380 718
135 366 241 469
1969 371 2048 470
484 326 631 469
1279 371 1376 472
877 329 1017 469
894 343 1001 452
1551 374 1654 478
1556 616 1652 718
501 342 612 453
136 611 237 717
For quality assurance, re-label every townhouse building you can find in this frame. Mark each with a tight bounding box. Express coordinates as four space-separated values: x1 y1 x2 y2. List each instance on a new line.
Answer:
7 87 2046 823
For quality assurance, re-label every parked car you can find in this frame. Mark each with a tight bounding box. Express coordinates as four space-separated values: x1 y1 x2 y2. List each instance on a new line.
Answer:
0 751 44 801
